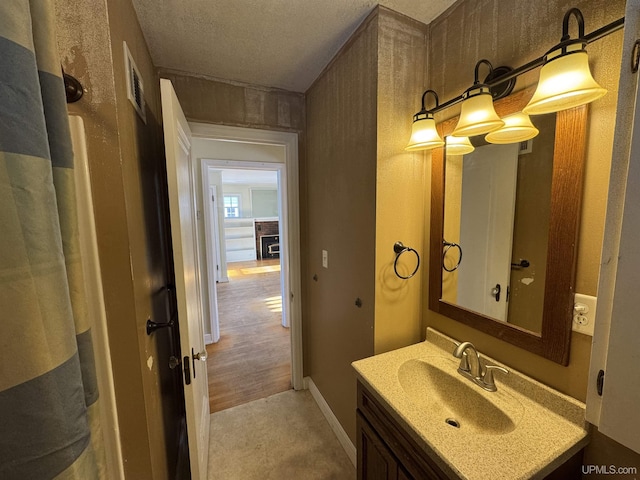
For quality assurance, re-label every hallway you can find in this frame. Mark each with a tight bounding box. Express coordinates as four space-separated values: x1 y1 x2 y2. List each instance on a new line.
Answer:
206 259 291 413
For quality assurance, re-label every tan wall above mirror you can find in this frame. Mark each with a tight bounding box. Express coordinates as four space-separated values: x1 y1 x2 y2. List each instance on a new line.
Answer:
429 87 587 365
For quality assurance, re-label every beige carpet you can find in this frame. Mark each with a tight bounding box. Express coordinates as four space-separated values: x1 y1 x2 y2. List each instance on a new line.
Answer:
208 389 356 479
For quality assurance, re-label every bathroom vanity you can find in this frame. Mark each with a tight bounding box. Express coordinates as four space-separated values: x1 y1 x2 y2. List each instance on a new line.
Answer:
352 329 589 479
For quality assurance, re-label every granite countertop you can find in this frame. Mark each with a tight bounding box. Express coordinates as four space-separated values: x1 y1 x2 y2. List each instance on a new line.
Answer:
352 327 589 480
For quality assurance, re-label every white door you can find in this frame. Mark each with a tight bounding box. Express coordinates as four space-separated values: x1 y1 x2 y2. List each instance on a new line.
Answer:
457 143 519 321
160 79 210 480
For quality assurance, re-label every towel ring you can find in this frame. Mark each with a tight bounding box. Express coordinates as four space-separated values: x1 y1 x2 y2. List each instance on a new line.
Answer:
443 240 463 272
393 242 420 280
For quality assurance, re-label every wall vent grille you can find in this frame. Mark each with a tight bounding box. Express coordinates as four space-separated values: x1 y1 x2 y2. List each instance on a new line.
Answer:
124 41 146 123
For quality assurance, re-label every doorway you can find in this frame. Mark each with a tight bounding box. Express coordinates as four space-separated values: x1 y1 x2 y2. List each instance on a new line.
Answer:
205 166 288 412
189 123 303 410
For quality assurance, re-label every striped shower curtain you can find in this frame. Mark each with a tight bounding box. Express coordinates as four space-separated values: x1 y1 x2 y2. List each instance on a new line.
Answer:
0 2 105 479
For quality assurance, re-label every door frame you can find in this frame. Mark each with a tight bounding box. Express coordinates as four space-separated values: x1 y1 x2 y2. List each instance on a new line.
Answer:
190 123 304 391
202 181 222 344
208 184 223 283
203 161 288 330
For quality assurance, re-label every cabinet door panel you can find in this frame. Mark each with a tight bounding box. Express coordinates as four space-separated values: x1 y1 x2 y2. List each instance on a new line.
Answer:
398 466 413 480
358 412 398 480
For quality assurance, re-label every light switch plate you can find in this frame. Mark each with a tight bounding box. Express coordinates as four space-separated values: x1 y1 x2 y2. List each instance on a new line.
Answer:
322 250 328 269
572 293 597 336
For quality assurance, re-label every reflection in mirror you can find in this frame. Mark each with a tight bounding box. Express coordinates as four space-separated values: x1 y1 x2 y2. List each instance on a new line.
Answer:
429 86 588 365
442 114 556 333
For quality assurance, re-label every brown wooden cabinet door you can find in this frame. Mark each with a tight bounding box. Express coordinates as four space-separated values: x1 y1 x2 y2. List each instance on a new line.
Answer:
358 412 399 480
398 466 413 480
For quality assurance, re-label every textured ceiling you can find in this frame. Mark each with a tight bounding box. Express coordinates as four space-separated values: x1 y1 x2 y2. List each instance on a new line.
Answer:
131 0 456 93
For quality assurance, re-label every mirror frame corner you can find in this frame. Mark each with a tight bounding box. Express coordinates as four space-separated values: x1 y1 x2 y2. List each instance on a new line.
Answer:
428 87 588 365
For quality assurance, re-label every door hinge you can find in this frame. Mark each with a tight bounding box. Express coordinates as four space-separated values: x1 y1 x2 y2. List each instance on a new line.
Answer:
212 195 215 202
183 356 191 385
597 369 605 396
196 210 201 221
632 39 640 74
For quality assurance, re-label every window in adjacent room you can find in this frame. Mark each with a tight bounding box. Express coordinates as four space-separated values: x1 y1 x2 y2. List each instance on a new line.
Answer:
223 194 241 218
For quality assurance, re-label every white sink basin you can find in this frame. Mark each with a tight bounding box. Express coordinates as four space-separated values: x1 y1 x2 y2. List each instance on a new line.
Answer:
397 357 524 435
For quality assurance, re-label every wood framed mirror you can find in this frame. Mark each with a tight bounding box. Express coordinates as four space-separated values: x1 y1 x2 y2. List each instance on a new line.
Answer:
429 86 587 365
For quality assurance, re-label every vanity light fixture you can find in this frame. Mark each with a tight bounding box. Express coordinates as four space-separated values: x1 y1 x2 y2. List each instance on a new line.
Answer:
452 60 504 137
405 89 445 151
445 135 475 155
406 8 623 148
485 112 539 144
523 8 607 115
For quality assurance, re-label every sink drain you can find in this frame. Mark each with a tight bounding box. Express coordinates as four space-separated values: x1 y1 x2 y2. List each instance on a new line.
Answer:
445 418 460 428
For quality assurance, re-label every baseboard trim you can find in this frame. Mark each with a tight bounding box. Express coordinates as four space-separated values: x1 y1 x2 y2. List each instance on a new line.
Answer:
304 376 357 467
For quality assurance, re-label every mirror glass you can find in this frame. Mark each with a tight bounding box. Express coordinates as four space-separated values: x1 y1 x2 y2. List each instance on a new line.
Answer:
429 87 588 365
441 114 556 333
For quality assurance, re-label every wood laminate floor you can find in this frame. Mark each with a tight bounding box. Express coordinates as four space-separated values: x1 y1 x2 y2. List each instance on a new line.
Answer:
206 259 291 413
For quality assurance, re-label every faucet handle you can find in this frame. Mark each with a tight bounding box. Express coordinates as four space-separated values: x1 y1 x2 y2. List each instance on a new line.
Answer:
458 351 470 373
482 365 509 391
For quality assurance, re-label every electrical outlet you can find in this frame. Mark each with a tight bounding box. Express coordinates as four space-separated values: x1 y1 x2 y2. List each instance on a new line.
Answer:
572 293 597 336
322 250 328 269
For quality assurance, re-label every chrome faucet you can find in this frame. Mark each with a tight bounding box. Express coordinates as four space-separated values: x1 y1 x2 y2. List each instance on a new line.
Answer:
452 341 508 392
453 342 482 377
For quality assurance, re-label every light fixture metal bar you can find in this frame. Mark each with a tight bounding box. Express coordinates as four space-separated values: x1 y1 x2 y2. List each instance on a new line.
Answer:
429 16 624 115
584 16 625 43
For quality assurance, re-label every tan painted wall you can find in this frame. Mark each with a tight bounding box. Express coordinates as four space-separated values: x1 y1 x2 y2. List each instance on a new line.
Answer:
507 113 556 332
374 9 429 355
159 70 305 133
55 0 184 478
422 0 639 470
305 11 378 443
305 7 430 441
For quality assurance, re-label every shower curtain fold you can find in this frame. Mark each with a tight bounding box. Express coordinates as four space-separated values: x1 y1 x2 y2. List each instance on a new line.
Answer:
0 1 105 479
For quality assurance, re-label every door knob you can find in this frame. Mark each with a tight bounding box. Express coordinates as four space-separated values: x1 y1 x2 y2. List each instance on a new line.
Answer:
191 349 207 380
193 350 207 361
491 284 501 302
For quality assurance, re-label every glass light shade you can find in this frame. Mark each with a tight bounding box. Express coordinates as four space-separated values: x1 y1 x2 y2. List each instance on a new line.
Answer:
523 48 607 115
445 135 475 155
452 87 505 137
485 112 539 144
405 117 445 151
